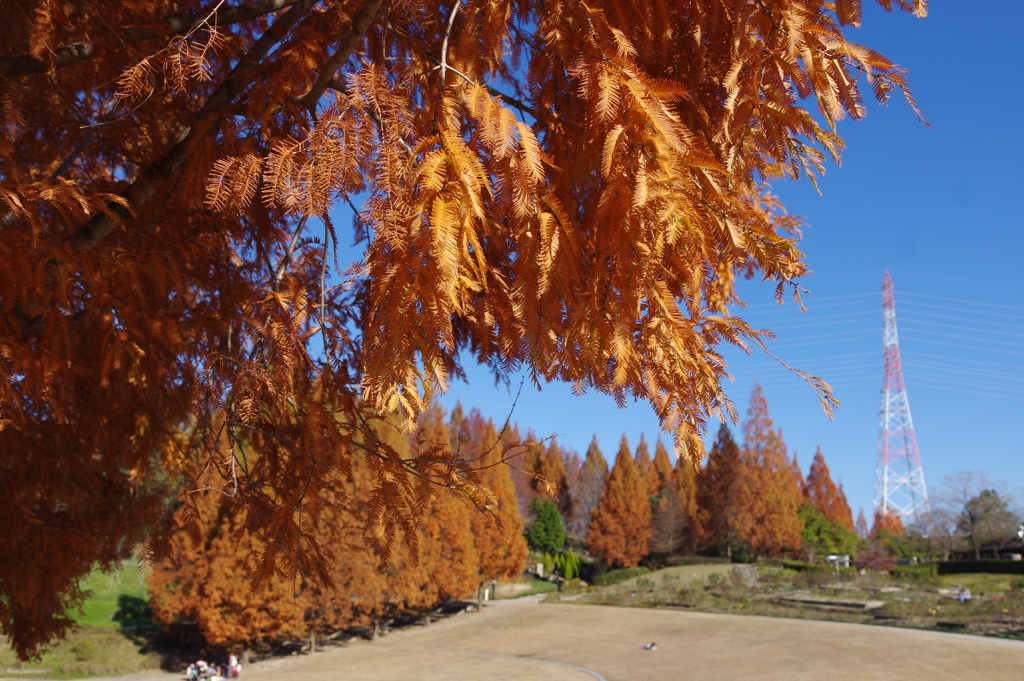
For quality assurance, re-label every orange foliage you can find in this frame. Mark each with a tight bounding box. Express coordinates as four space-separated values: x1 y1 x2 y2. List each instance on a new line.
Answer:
149 445 389 648
451 408 527 582
150 402 528 649
587 436 653 568
872 509 906 538
673 445 702 553
732 383 804 558
148 491 310 648
539 440 572 519
652 439 675 496
804 447 855 531
698 424 743 556
409 403 481 602
634 435 660 497
0 0 925 655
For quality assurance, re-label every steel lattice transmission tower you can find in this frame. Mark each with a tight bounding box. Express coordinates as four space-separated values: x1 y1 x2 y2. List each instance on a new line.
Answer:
874 271 930 526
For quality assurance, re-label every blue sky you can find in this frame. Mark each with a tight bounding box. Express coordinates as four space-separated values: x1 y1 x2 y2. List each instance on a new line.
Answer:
338 2 1024 520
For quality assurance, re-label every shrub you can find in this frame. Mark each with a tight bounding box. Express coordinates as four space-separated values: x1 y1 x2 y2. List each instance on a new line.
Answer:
552 550 581 580
594 566 651 587
780 559 828 573
938 561 1024 576
892 563 938 581
70 639 97 662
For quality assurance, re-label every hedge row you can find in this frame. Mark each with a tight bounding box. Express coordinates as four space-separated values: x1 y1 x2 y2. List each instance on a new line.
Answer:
937 561 1024 575
594 566 652 587
668 557 732 567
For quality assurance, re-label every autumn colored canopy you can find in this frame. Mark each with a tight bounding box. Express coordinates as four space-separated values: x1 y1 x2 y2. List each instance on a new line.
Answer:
0 0 923 658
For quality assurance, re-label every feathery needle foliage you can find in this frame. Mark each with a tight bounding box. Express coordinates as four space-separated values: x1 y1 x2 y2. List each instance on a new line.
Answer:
1 0 924 658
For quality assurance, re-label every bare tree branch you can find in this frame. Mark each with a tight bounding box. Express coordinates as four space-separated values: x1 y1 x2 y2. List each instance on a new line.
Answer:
294 0 380 111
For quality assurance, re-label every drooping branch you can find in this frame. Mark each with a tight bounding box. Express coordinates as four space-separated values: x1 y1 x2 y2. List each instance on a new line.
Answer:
0 0 303 78
69 0 317 252
294 0 380 111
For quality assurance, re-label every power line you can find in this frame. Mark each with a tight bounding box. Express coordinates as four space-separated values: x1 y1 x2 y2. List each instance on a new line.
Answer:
899 325 1024 349
898 299 1024 322
898 308 1024 332
896 290 1024 313
903 350 1024 370
900 335 1024 357
898 316 1024 339
738 291 875 311
903 369 1024 394
902 359 1024 383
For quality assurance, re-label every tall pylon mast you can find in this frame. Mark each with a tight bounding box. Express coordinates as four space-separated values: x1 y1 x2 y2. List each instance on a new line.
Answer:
874 271 930 526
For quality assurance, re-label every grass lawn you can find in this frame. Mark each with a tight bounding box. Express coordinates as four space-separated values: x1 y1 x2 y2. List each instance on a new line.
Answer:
0 563 162 678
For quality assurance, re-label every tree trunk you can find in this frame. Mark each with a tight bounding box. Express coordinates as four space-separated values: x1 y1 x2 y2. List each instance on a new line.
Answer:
309 630 315 653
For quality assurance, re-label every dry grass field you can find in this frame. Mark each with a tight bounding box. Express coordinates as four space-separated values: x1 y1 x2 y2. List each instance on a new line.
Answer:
227 599 1024 681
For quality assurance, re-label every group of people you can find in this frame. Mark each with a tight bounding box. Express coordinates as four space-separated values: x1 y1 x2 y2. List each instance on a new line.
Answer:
186 655 242 681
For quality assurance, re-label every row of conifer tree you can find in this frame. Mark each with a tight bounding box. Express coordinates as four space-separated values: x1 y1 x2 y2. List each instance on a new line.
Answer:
148 382 898 649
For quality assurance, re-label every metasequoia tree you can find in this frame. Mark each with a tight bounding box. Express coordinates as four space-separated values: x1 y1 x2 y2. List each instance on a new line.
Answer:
697 423 742 557
0 0 925 656
539 439 572 518
148 477 311 649
650 482 685 556
732 383 803 558
804 447 854 531
587 436 652 568
503 424 536 517
672 443 701 553
148 424 473 649
652 439 675 496
855 507 870 539
455 409 528 581
634 435 660 498
409 403 481 602
568 436 607 537
872 509 905 538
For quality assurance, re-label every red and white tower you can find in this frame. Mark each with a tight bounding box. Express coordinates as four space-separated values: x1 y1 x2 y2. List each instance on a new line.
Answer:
874 271 930 526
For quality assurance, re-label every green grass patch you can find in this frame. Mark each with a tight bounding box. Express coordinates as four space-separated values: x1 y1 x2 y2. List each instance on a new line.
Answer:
511 578 559 598
936 573 1019 595
594 567 651 587
1 563 161 678
70 563 153 629
0 627 163 678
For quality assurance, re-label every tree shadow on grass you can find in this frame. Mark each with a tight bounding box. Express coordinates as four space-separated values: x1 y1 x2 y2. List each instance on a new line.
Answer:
113 594 154 628
113 595 203 670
